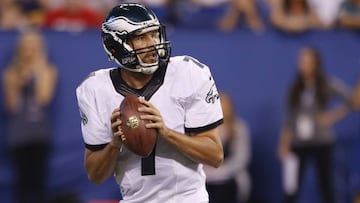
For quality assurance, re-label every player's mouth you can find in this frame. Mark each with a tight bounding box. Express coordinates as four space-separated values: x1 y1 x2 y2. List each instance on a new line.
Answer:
144 52 157 63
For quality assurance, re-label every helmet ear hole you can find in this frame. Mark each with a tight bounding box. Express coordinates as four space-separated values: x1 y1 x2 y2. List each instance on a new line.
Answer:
158 49 165 57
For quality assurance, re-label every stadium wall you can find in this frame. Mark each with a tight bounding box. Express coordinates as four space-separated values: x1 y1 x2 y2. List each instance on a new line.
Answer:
0 29 359 203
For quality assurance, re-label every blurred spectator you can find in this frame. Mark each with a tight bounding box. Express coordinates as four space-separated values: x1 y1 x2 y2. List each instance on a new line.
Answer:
42 0 103 32
218 0 265 32
0 0 50 29
277 46 352 203
355 192 360 203
15 0 49 27
204 92 251 203
74 0 179 26
82 0 117 17
174 0 227 28
2 30 58 203
120 0 174 24
270 0 323 34
338 0 360 30
36 0 116 18
0 1 28 30
172 0 264 32
307 0 345 28
353 76 360 203
183 0 264 32
354 75 360 109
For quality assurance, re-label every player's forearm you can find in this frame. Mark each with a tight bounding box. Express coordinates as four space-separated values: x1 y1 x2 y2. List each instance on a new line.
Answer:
85 143 120 184
163 128 223 168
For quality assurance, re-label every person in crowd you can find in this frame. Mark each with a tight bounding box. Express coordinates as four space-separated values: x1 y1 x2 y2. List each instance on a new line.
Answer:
204 92 251 203
277 46 352 203
181 0 263 32
2 30 58 203
120 0 173 23
338 0 360 29
42 0 103 32
306 0 345 28
270 0 323 33
354 75 360 109
217 0 264 32
0 0 28 30
352 74 360 203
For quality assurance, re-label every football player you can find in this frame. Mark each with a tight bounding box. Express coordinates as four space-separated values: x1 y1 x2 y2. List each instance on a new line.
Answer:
76 3 224 202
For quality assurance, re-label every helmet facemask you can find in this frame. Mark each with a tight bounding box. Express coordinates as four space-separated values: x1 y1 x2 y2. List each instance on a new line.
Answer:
124 25 171 74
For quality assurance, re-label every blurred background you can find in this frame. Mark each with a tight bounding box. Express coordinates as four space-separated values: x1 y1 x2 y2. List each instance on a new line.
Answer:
0 0 360 203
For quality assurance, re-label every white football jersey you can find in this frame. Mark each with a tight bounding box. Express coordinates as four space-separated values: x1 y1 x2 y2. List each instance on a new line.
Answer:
76 55 223 203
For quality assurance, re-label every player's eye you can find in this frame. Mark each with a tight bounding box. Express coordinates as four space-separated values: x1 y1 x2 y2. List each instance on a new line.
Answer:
151 31 159 39
135 35 144 41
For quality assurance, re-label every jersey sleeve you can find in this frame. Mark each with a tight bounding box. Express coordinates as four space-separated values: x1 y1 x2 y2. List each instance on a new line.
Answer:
76 76 112 150
183 56 223 133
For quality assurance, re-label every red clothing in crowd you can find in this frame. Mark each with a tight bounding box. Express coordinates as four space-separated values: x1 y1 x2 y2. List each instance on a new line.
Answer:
44 7 103 31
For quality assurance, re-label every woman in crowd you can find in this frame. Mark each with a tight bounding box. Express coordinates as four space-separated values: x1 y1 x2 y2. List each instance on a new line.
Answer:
277 46 352 203
2 30 58 203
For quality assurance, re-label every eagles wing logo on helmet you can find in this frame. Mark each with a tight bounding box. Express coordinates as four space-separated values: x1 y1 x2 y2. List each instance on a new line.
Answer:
101 3 171 74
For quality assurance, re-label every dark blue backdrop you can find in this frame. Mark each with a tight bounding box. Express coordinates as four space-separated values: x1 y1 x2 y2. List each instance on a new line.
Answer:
0 28 359 203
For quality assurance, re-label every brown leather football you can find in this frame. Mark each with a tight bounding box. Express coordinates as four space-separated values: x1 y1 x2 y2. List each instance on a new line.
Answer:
119 95 157 157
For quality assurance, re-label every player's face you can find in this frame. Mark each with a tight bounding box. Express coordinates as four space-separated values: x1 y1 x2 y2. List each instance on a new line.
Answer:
130 30 160 64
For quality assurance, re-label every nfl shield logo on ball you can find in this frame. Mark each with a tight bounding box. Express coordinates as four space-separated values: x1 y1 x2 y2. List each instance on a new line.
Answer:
126 116 139 129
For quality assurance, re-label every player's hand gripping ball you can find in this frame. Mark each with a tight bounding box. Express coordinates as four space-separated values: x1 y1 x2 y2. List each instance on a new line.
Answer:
119 95 157 157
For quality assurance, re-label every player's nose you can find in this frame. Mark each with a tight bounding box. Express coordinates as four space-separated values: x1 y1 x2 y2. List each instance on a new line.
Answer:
144 33 156 47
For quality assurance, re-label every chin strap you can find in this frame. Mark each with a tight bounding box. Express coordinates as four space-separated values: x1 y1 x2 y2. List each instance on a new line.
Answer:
121 64 159 75
140 65 159 75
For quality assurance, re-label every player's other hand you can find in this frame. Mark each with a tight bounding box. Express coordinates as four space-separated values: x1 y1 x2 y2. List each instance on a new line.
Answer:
138 98 170 137
110 107 123 148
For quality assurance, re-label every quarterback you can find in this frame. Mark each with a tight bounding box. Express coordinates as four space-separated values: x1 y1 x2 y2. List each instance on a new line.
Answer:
76 3 224 203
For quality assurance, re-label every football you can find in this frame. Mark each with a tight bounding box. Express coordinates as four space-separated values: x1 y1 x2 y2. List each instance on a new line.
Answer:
119 95 157 157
